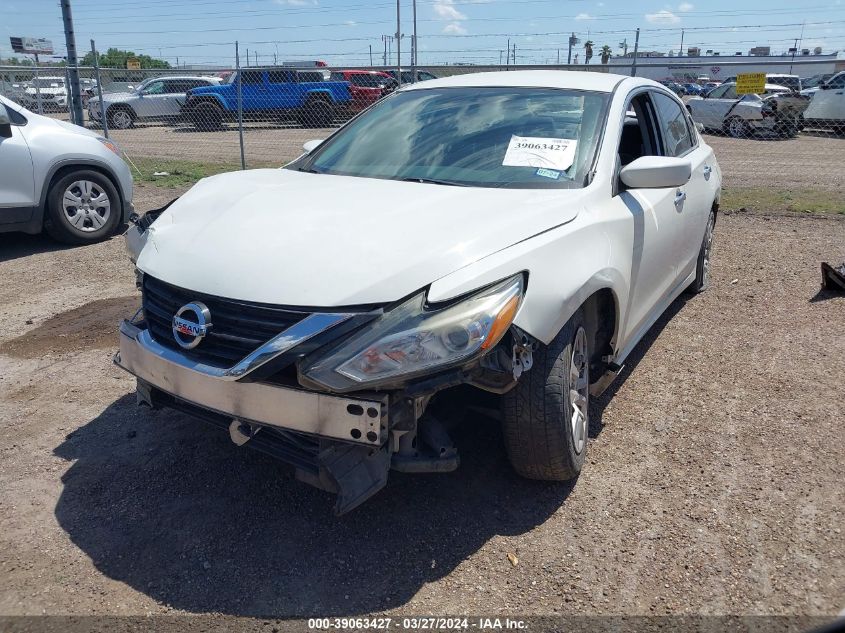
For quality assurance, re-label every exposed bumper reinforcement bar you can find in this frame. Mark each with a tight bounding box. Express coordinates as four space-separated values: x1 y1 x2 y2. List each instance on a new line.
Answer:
115 319 387 446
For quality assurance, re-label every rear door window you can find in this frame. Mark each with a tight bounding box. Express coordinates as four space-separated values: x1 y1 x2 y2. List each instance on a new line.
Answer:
268 70 293 84
240 71 264 85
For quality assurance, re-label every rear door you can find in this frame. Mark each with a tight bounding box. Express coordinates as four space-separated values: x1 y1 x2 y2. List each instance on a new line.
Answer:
651 90 714 279
267 70 298 110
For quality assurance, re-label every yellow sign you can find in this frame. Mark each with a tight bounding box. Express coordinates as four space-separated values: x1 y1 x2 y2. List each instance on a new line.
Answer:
126 58 141 70
736 72 766 95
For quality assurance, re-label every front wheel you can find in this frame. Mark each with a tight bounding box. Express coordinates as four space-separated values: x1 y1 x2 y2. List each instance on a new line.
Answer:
501 310 590 481
107 106 135 130
725 116 749 139
44 170 122 245
299 99 334 128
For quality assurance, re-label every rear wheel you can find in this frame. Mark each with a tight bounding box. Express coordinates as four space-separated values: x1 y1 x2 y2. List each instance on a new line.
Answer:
190 102 224 130
299 98 334 128
44 169 121 245
501 310 590 481
687 208 716 294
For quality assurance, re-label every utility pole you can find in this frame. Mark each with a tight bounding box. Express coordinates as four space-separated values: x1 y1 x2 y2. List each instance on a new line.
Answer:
630 28 640 77
369 44 373 66
411 0 418 78
90 39 108 138
557 49 560 65
245 48 249 66
679 29 684 57
382 36 388 66
499 50 503 66
513 42 516 65
619 38 628 57
60 0 84 126
507 39 510 70
395 0 402 86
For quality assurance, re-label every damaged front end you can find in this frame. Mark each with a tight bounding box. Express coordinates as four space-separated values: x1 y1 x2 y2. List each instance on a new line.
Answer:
116 219 530 513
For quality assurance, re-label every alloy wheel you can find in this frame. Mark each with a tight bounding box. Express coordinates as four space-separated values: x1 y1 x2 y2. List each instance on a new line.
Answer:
569 326 589 455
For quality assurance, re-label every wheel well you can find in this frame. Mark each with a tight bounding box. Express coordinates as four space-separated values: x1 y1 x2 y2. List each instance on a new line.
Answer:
106 103 135 117
42 164 124 228
580 289 617 381
190 97 223 109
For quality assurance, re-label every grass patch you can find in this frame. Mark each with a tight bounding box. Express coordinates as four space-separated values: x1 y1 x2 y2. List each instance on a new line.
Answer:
128 157 246 188
722 188 845 215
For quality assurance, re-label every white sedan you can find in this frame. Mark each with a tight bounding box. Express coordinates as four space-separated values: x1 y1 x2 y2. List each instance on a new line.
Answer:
687 82 803 138
120 71 721 513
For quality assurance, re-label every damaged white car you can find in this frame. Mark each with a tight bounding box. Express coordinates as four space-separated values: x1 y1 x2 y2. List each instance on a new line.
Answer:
117 71 721 513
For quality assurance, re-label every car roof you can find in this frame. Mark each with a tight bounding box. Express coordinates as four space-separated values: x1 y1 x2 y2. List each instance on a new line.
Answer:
148 75 218 81
400 70 635 93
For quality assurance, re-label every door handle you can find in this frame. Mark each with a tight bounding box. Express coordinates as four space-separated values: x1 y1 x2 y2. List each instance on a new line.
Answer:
674 189 687 206
703 165 712 180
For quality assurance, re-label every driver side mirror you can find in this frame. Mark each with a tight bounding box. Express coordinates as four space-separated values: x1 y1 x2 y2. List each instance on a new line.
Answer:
620 156 691 189
0 103 12 138
302 139 323 154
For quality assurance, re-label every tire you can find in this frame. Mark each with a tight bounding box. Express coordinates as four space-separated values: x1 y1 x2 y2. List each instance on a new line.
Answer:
44 169 121 245
190 102 223 131
300 98 334 128
725 116 749 139
687 208 716 294
107 106 135 130
501 309 590 481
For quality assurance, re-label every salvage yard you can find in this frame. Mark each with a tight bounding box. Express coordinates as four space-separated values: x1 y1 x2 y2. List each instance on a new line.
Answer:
0 184 843 620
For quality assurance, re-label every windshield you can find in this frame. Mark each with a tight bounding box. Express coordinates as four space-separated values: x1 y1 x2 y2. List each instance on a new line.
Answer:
296 87 609 188
767 76 801 92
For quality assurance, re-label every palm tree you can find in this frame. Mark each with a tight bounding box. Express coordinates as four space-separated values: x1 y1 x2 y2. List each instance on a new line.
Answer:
584 40 594 64
600 44 612 64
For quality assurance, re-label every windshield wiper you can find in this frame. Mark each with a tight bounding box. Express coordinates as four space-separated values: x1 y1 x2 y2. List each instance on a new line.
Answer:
398 177 468 187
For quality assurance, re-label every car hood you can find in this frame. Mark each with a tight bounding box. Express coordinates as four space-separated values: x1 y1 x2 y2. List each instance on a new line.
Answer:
136 168 587 306
26 87 66 96
100 91 136 103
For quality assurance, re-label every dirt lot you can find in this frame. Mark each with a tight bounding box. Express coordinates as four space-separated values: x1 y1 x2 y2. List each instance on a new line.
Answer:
0 184 844 624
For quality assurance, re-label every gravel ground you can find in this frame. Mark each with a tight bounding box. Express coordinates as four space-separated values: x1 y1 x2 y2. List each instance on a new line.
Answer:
0 184 843 623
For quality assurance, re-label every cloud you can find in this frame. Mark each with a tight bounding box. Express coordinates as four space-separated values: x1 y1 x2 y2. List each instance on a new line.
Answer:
645 9 681 23
344 20 357 26
442 22 468 35
433 0 467 21
678 2 694 11
274 0 318 5
575 12 595 20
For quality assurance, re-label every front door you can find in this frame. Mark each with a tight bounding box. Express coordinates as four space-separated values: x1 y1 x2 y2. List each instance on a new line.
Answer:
0 107 36 223
610 92 688 346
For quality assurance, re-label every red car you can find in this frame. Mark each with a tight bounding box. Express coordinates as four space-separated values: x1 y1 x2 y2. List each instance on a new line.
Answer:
330 70 397 113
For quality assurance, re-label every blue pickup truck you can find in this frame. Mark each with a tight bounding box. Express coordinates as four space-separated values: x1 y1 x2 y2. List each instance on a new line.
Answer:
182 68 352 129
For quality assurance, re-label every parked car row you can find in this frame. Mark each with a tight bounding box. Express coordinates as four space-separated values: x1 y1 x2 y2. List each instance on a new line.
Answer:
86 68 438 131
685 71 845 137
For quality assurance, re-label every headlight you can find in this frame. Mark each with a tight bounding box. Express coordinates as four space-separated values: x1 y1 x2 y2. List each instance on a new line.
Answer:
97 137 121 156
303 274 524 390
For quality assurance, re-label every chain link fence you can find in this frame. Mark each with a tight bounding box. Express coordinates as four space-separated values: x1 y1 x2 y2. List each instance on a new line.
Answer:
2 60 844 208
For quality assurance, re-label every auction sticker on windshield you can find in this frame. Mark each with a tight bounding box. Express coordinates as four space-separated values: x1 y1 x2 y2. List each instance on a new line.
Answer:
503 136 578 171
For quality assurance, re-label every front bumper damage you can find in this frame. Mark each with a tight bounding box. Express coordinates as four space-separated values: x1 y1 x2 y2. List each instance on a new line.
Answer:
115 318 399 513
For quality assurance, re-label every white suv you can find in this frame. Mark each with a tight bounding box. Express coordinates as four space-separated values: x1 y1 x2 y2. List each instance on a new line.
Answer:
804 71 845 132
0 95 134 243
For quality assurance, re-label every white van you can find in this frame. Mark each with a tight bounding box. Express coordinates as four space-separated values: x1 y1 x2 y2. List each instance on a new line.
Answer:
803 71 845 131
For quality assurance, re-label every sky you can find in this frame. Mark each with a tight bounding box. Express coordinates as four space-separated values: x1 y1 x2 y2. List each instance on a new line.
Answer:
1 0 844 68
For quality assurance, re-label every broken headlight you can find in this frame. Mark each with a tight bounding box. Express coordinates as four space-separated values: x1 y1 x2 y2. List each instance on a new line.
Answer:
302 274 524 391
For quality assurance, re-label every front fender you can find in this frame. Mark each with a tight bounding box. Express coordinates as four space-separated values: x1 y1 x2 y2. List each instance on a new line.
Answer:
427 219 627 347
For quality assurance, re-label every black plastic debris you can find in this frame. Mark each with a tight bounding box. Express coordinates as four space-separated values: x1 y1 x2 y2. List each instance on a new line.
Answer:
821 262 845 293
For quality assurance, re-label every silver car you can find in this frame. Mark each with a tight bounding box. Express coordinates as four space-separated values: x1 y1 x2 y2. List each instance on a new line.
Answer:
88 75 221 129
0 95 134 244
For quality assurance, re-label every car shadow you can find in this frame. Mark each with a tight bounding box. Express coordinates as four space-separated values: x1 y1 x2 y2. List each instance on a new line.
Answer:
53 393 572 616
0 231 70 263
